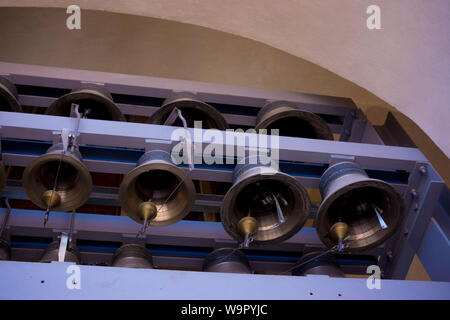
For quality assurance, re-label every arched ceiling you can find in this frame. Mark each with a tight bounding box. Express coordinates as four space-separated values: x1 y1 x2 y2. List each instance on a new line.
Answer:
0 0 449 157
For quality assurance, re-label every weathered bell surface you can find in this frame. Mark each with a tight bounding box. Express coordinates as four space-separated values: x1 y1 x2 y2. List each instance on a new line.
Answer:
202 248 252 274
119 150 195 226
220 156 311 246
0 76 22 112
291 251 345 278
255 100 333 140
316 162 405 252
40 241 81 264
0 238 11 261
0 162 5 194
23 143 93 212
45 83 126 121
111 244 153 269
148 91 228 129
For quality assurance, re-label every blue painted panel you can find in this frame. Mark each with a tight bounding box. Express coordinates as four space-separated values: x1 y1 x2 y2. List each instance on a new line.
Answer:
418 218 450 282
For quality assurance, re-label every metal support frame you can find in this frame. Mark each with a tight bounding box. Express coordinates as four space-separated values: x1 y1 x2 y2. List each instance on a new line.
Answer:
0 62 448 291
0 260 449 300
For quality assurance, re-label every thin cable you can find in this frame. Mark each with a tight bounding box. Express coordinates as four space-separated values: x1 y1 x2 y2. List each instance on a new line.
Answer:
156 179 184 213
43 149 65 227
280 245 339 275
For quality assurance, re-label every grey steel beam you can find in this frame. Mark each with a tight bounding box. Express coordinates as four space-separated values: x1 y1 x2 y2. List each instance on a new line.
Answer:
0 208 385 258
17 94 344 133
0 112 427 173
384 164 445 279
1 260 449 300
1 62 355 115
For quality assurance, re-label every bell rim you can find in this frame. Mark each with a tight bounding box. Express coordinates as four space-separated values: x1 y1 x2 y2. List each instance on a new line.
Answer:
220 170 311 247
256 106 334 140
119 161 196 226
45 90 126 121
148 97 229 130
316 178 405 252
0 80 22 113
22 152 93 212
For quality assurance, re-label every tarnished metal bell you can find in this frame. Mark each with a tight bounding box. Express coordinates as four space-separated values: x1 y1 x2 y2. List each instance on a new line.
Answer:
45 83 126 121
119 150 195 226
148 91 228 129
111 244 153 269
23 143 92 212
291 251 345 278
221 156 311 246
40 241 81 264
316 162 405 252
255 100 333 140
202 248 252 274
0 76 22 112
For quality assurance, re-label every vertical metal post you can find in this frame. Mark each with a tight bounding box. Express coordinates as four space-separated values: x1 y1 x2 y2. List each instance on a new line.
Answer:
383 163 444 279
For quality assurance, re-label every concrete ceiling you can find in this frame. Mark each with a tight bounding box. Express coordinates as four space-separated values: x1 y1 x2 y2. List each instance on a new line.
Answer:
1 0 449 157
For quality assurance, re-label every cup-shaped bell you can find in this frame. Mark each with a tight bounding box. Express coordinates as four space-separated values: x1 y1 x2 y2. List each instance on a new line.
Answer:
0 76 22 112
40 241 81 264
148 91 228 129
111 244 153 269
119 150 195 226
23 143 92 212
220 157 311 246
255 100 333 140
291 251 345 278
202 248 252 274
316 162 405 252
45 83 126 121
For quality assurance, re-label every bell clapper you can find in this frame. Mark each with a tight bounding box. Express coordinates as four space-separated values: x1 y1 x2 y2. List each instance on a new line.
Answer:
137 201 157 237
329 221 349 252
238 216 258 248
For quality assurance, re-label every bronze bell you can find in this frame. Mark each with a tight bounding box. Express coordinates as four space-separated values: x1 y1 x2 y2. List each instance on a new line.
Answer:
111 244 153 269
316 162 405 252
45 83 126 121
40 241 81 264
291 251 345 278
119 150 195 226
221 157 311 246
0 76 22 112
148 91 228 129
202 248 252 274
255 100 333 140
23 143 92 212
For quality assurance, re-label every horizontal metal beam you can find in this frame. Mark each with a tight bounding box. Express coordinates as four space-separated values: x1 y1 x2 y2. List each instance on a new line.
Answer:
0 208 385 256
1 180 227 213
1 261 449 300
17 94 344 133
0 112 427 174
1 62 355 115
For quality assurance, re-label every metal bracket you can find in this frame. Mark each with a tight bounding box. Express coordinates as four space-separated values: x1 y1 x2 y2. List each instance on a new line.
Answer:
329 154 355 165
58 233 69 262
